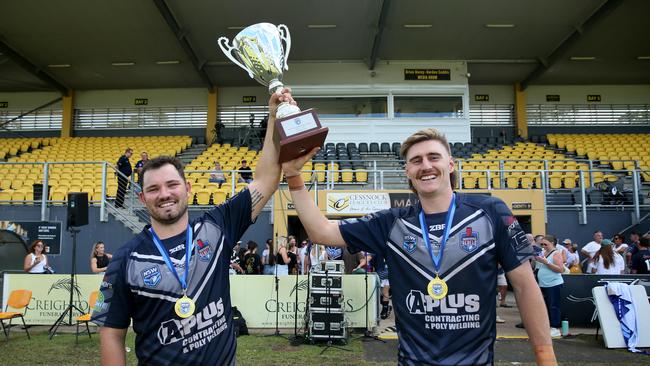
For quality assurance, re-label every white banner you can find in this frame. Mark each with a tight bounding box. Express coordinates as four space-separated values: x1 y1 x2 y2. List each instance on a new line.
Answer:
3 273 379 328
326 192 391 214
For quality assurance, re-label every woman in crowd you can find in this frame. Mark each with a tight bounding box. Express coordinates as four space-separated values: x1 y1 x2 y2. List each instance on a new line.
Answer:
562 240 580 273
612 234 628 255
275 237 290 275
24 240 49 273
287 237 298 275
243 241 262 274
592 239 625 274
90 241 113 273
209 161 226 187
534 235 564 338
262 238 276 275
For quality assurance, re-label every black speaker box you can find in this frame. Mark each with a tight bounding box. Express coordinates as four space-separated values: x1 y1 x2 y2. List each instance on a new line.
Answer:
67 192 89 227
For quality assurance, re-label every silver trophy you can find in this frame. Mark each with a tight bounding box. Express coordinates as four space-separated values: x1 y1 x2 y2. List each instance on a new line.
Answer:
218 23 328 162
218 23 299 118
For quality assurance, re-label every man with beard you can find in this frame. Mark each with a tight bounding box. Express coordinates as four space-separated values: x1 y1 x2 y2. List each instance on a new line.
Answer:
283 128 555 365
91 90 293 365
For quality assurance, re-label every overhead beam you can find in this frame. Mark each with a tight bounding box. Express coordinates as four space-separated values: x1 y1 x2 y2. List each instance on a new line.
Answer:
367 0 391 70
520 0 624 89
0 40 69 95
152 0 215 89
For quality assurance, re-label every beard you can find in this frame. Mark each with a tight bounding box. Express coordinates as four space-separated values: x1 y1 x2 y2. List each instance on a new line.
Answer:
149 200 188 225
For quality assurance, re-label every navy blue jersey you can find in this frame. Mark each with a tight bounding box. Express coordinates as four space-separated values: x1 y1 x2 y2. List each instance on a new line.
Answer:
92 189 252 365
339 193 532 366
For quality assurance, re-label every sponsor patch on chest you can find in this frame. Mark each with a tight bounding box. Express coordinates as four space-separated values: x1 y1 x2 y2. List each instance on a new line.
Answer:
403 235 417 253
196 239 212 261
460 227 479 253
142 266 162 287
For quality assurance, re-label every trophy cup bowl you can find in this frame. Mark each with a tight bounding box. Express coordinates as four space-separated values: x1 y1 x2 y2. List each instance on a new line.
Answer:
218 23 328 163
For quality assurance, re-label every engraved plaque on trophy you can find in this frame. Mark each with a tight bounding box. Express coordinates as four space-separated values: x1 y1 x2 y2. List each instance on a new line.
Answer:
218 23 328 163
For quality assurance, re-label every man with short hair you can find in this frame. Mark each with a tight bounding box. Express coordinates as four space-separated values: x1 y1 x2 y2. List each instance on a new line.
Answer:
625 231 641 268
581 230 603 273
115 148 133 208
282 127 555 365
135 151 150 189
630 236 650 274
238 160 253 183
92 91 293 365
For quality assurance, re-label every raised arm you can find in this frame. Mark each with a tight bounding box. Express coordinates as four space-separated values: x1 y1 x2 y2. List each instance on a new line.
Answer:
247 89 294 221
281 150 346 246
507 264 557 366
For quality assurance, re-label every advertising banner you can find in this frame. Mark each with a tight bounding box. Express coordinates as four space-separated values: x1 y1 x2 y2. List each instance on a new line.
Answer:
4 273 379 328
326 192 391 214
230 274 378 328
2 274 104 324
0 220 63 255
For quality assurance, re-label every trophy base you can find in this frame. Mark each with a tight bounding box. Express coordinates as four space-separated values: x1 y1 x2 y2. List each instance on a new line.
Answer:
274 109 329 163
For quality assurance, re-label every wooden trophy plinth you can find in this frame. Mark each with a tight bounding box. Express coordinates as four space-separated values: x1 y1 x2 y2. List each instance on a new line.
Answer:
274 109 329 163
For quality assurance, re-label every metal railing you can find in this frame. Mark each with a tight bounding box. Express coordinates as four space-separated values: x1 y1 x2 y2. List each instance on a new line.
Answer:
0 109 63 130
527 104 650 125
469 104 514 126
1 162 648 225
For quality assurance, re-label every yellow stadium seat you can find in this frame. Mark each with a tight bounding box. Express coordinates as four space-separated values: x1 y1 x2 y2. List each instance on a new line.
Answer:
355 171 368 183
506 176 520 189
195 191 211 205
212 191 227 205
463 176 477 189
0 191 12 204
341 171 354 183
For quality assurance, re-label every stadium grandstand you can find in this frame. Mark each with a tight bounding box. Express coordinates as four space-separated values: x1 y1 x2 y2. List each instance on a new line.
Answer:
0 0 649 364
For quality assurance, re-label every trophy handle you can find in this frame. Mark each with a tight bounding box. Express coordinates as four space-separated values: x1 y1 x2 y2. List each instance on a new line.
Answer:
277 24 291 71
217 37 254 79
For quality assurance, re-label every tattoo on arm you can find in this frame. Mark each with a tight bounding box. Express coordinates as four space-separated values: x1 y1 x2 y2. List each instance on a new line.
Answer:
250 188 264 210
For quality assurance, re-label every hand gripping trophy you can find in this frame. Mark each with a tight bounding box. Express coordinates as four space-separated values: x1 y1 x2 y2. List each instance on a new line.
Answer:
219 23 328 162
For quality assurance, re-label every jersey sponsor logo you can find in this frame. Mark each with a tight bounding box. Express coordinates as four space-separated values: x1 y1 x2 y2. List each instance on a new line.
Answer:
460 227 479 253
406 290 480 314
169 243 186 255
94 291 107 313
402 235 417 253
196 239 212 262
157 298 226 349
505 216 521 237
429 223 445 232
142 266 162 287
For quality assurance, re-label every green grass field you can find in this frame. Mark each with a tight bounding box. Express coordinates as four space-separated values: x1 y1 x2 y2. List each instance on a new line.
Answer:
2 329 649 366
0 329 392 366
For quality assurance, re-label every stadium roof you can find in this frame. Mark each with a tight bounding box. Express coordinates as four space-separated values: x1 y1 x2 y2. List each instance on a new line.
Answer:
0 0 648 92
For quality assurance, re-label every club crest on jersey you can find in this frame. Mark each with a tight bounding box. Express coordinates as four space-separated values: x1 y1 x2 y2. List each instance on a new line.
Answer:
196 239 212 262
460 227 479 253
142 266 161 287
403 235 417 253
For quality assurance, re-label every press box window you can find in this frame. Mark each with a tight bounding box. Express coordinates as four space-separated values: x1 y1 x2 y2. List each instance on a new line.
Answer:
394 96 463 118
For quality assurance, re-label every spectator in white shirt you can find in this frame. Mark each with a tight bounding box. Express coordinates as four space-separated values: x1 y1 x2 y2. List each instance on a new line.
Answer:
591 239 625 275
562 239 580 268
581 230 603 273
612 234 628 255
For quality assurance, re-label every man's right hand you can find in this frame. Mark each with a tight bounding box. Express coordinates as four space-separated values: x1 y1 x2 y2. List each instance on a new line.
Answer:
281 147 320 177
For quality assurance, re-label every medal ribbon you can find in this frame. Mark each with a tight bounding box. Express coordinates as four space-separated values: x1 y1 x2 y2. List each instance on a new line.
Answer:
150 225 193 293
418 193 456 274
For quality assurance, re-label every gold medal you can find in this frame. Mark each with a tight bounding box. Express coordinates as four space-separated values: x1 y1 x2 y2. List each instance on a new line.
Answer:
175 295 196 318
427 275 448 300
